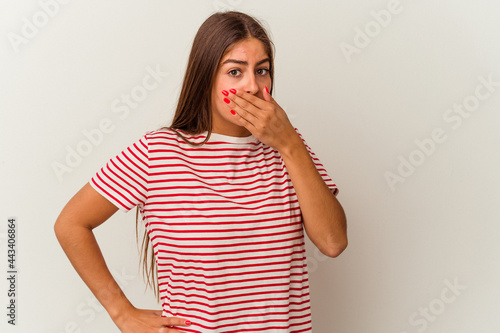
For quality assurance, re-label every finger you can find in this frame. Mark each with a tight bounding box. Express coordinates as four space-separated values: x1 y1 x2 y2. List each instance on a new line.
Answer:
230 108 258 133
229 89 270 111
225 93 262 119
223 96 260 124
263 85 272 103
159 316 192 327
161 327 188 333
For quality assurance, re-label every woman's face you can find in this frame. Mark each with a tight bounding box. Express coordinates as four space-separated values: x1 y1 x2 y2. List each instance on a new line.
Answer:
210 37 272 137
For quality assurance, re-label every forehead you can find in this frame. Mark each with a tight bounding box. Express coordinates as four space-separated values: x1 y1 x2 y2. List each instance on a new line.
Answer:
221 38 268 62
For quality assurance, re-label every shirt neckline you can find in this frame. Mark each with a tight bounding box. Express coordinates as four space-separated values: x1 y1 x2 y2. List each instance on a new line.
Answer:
203 131 259 144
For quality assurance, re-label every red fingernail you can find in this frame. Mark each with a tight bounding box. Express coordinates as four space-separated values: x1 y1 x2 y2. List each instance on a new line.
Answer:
222 90 229 96
185 320 191 325
265 86 269 94
230 110 236 115
224 98 230 104
229 89 237 94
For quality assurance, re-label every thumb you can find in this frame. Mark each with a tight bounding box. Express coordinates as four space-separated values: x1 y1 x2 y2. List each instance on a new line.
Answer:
263 86 273 102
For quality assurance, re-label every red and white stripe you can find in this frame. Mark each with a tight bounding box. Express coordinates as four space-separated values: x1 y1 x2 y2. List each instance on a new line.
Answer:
90 127 338 333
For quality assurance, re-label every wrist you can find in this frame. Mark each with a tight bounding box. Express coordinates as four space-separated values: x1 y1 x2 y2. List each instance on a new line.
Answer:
107 294 135 326
279 133 306 161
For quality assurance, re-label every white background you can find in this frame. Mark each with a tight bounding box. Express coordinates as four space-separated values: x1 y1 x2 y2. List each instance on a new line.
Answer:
1 0 499 332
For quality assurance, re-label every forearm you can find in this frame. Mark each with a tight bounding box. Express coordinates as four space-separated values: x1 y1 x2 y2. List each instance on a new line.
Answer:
54 222 133 323
279 135 347 257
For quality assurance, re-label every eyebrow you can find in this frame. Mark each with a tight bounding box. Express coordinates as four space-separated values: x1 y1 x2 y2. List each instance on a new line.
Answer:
221 58 271 66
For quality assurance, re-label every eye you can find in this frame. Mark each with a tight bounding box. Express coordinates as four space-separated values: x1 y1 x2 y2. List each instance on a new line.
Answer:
256 68 270 76
228 69 241 77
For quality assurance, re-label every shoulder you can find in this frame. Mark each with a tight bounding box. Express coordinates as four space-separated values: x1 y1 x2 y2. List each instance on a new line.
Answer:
144 127 208 146
143 127 178 137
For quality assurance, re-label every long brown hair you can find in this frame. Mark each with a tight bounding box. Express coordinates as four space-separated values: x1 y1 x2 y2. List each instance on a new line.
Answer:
137 11 275 300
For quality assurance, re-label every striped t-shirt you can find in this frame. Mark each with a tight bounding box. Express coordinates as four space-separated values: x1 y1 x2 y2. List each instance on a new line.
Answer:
90 127 339 333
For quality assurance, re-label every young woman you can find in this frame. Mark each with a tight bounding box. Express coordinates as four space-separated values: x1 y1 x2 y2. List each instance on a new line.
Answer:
54 11 347 333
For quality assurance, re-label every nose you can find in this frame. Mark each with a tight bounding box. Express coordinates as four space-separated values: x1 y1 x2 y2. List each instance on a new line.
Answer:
244 73 259 95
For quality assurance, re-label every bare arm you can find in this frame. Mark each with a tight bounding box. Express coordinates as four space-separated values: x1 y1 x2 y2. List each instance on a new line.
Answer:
223 88 348 258
280 136 348 258
54 182 191 332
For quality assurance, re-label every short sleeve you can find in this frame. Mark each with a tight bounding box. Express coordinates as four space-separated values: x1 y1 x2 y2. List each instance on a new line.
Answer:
89 133 150 212
294 127 339 197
